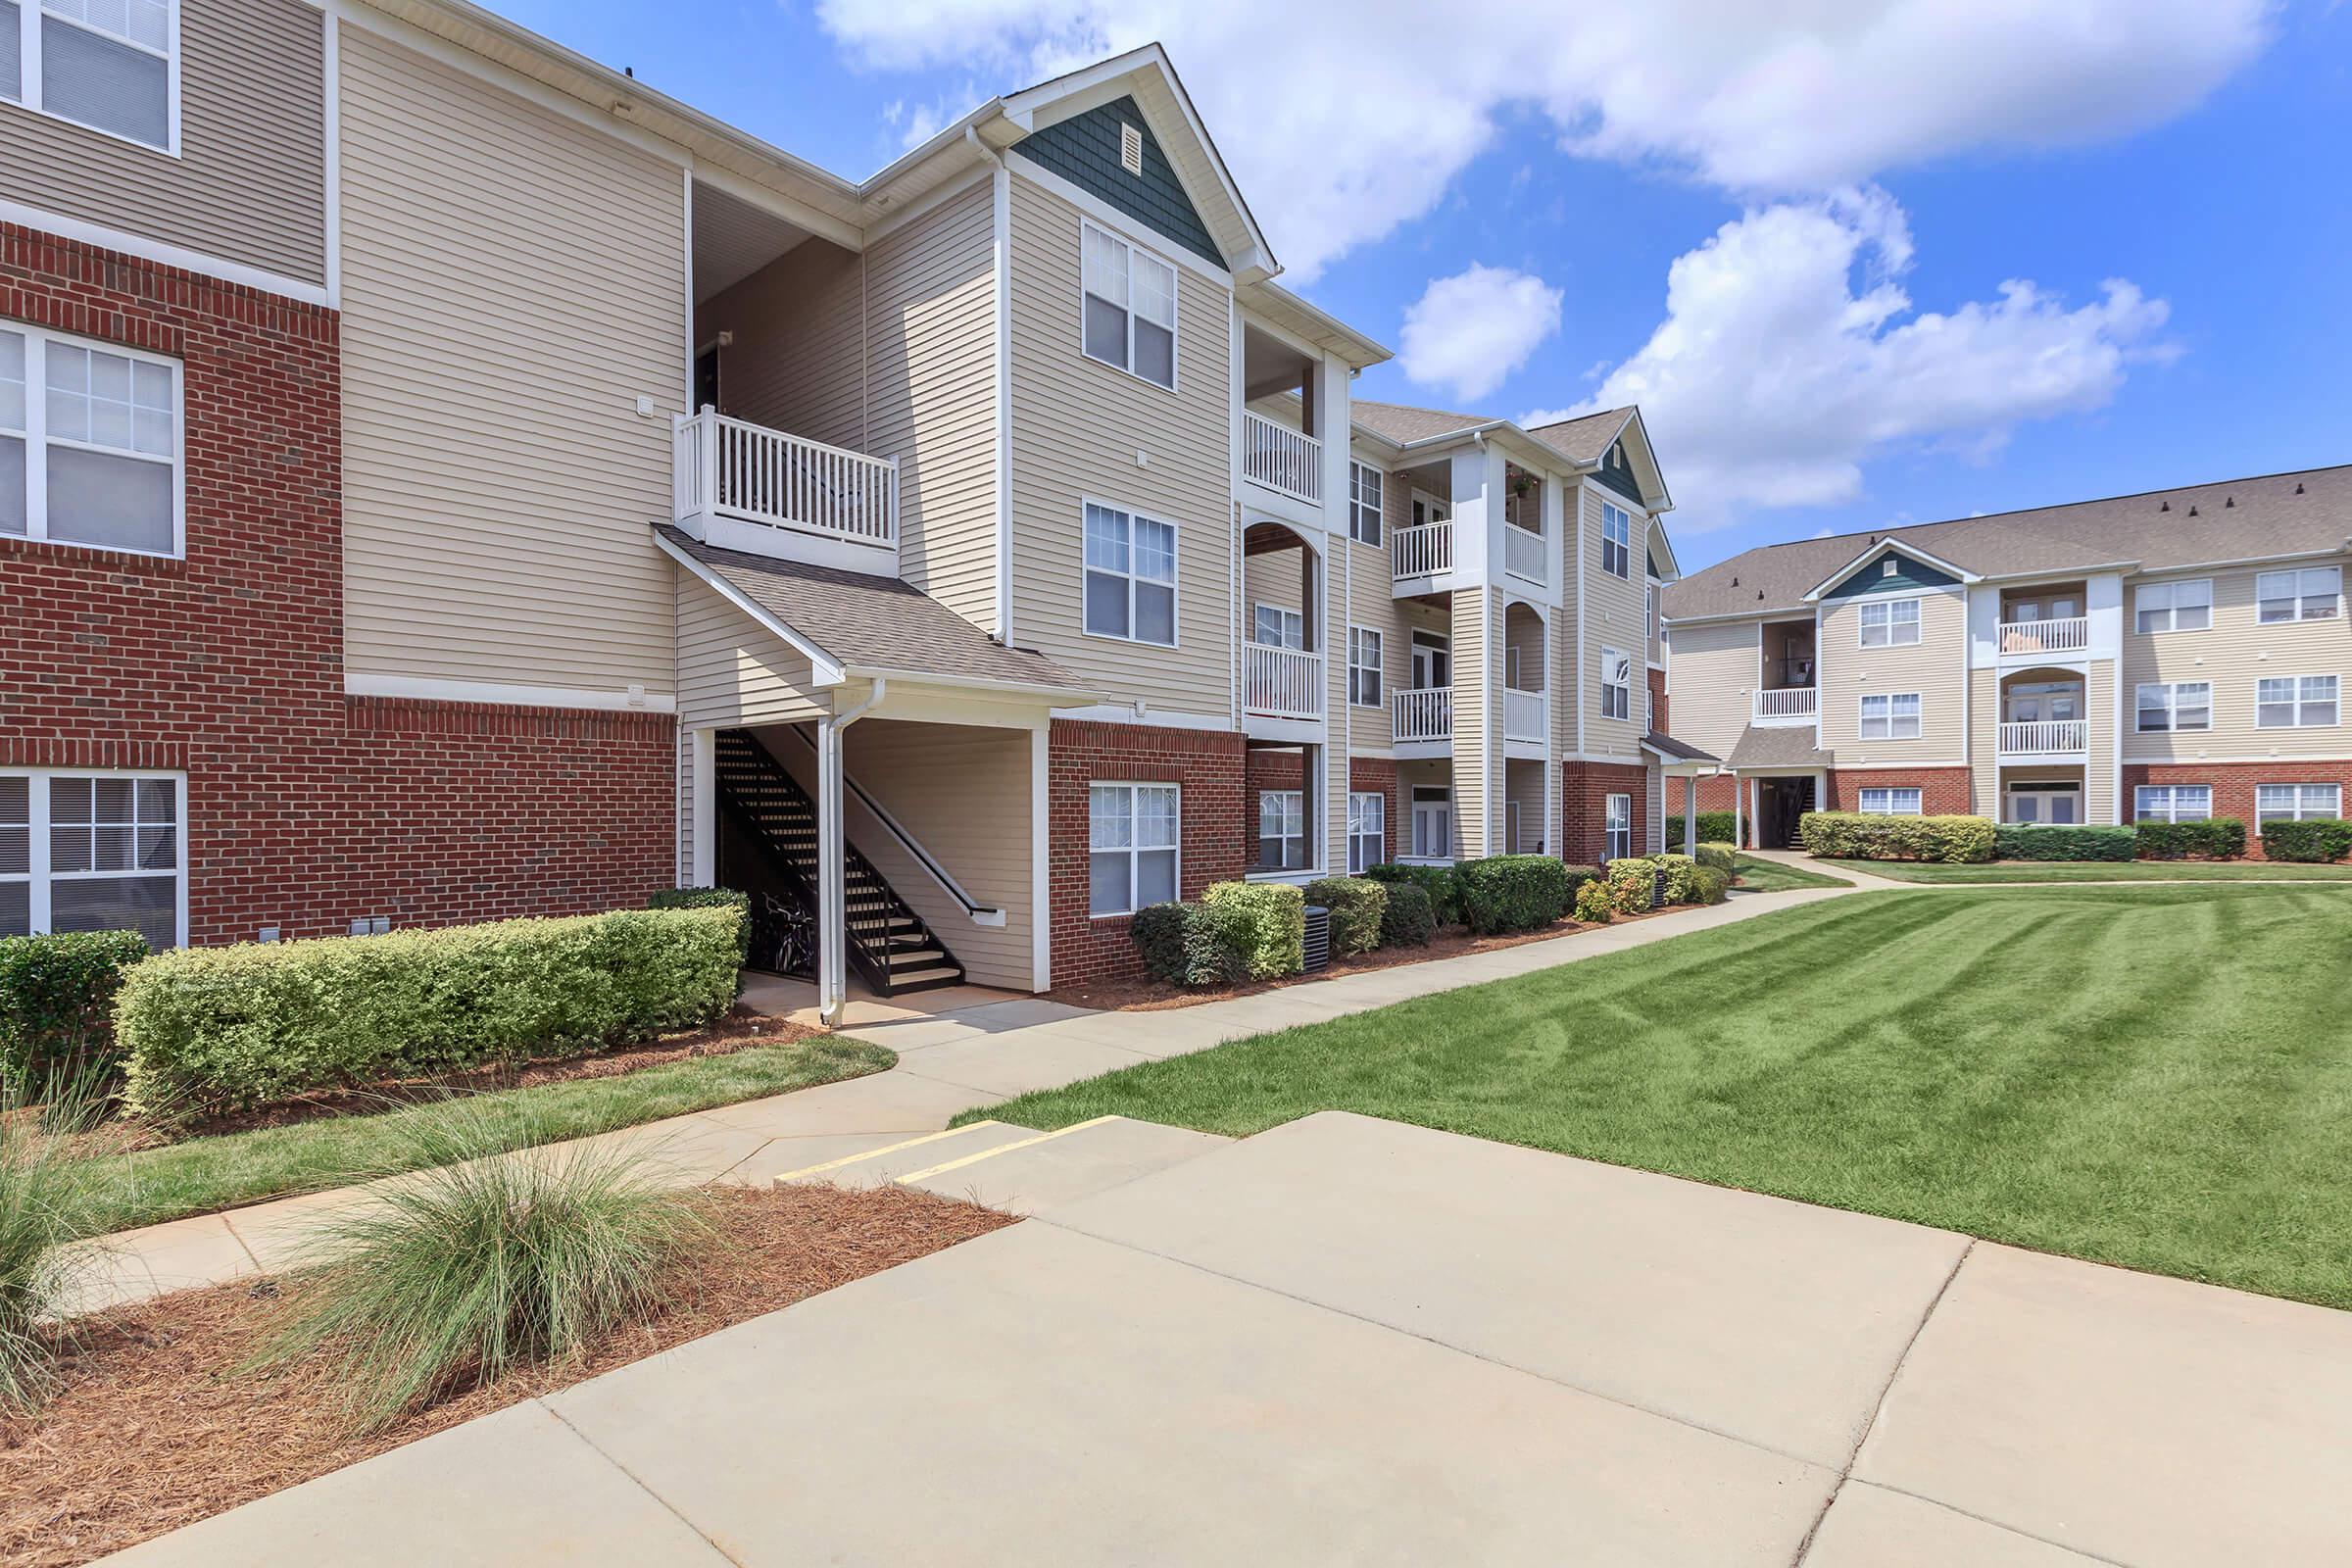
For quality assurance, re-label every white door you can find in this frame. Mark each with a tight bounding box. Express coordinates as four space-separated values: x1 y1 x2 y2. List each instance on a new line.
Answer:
1411 632 1449 690
2006 788 2082 824
1411 788 1451 859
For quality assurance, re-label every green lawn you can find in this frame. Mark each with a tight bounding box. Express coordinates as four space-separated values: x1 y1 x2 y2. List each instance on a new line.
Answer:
978 887 2352 1308
81 1037 893 1235
1828 858 2352 884
1732 856 1853 891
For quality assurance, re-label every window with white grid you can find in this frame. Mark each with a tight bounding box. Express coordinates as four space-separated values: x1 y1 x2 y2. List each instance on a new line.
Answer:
1858 598 1922 647
1349 463 1383 546
1082 503 1175 646
9 0 177 150
2134 784 2211 823
1603 793 1632 859
0 323 179 555
2256 674 2338 729
2133 578 2212 634
1347 626 1382 708
1858 787 1923 816
2135 681 2211 733
1089 782 1178 917
1599 646 1633 721
0 771 181 949
2257 784 2341 826
2256 566 2341 624
1257 790 1306 871
1600 502 1631 578
1347 792 1384 874
1859 692 1922 740
1081 221 1176 389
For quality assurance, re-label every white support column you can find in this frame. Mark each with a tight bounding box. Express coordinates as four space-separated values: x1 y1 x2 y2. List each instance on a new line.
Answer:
1732 770 1744 851
815 716 848 1026
690 728 716 887
1684 775 1696 858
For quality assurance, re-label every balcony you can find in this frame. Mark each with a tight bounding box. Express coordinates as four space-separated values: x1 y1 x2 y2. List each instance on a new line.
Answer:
1502 522 1547 583
1503 686 1545 745
1242 411 1322 504
1393 687 1451 745
1754 687 1817 723
1243 641 1324 721
1392 520 1452 581
1999 615 2089 657
1999 719 2087 756
673 410 898 569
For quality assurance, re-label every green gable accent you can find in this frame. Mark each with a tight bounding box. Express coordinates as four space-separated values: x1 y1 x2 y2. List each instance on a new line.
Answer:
1592 441 1643 504
1646 545 1667 581
1011 96 1223 268
1822 548 1962 600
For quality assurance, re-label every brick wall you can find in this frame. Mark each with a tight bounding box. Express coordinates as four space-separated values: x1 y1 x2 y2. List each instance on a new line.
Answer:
1824 768 1974 816
1670 775 1741 815
1561 760 1650 865
1048 719 1245 985
1348 756 1399 869
2122 760 2352 860
1 224 675 944
1646 667 1669 734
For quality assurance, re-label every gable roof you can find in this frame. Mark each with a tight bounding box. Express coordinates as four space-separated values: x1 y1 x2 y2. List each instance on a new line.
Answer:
1663 465 2352 623
1527 409 1636 466
1350 400 1498 447
1803 538 1979 602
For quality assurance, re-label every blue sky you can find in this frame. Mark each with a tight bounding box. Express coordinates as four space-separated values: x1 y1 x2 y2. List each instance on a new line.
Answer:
486 1 2344 569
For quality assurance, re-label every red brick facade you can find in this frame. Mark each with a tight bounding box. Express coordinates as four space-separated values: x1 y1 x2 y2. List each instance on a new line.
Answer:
1048 719 1246 985
1646 667 1669 734
1561 760 1651 865
1 224 675 945
1671 775 1742 815
1824 768 1975 816
2122 760 2352 860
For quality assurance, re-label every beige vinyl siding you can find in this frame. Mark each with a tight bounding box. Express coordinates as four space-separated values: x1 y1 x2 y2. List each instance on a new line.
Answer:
702 240 863 449
1450 585 1493 855
0 0 325 285
1819 589 1967 760
1668 619 1764 763
1501 601 1548 694
1345 535 1402 752
338 27 684 696
1581 485 1649 760
1968 667 1997 816
2121 559 2352 761
675 577 829 730
2085 661 2117 822
1503 760 1545 854
1005 171 1233 714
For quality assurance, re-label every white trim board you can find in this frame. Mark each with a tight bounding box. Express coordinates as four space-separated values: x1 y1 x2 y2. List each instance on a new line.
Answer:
344 673 678 713
0 198 330 307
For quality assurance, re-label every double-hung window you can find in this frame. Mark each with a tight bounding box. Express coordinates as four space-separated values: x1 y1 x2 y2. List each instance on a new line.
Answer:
2135 681 2211 733
1257 790 1305 871
2258 783 2341 827
1598 646 1633 720
2256 566 2341 624
2257 674 2338 729
1857 599 1921 647
2134 579 2212 634
0 324 180 556
1348 463 1383 546
1251 603 1303 650
1859 692 1922 740
1347 626 1382 708
0 771 182 949
1082 503 1176 645
1599 502 1631 578
1347 791 1385 874
1081 221 1176 389
1603 794 1632 859
1858 787 1924 816
2134 784 2211 823
1088 782 1178 916
4 0 176 151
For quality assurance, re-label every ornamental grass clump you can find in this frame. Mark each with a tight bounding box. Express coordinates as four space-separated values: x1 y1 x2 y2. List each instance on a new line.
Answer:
249 1099 716 1433
0 1071 109 1413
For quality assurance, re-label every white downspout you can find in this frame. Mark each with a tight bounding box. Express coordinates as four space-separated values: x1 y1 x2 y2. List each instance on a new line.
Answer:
817 678 887 1028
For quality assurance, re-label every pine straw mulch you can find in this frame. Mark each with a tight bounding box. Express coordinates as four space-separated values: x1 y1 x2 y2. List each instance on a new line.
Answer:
0 1183 1013 1568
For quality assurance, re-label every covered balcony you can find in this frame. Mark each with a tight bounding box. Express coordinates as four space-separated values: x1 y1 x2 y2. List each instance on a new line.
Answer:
1998 583 2089 657
1241 519 1325 734
1501 600 1548 750
1240 324 1324 505
1751 618 1817 724
673 411 898 568
1998 672 2088 757
1389 457 1454 586
1499 462 1549 587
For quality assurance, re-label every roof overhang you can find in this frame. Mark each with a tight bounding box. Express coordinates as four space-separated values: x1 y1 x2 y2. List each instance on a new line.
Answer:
1239 280 1392 368
657 528 849 686
1802 537 1982 602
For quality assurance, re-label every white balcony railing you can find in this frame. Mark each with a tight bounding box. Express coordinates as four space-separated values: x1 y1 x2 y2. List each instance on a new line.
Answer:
1754 687 1818 719
674 409 897 550
1393 687 1452 743
1242 411 1323 503
1503 686 1545 743
1999 719 2088 755
1999 615 2090 656
1243 642 1324 720
1392 521 1452 579
1502 522 1547 582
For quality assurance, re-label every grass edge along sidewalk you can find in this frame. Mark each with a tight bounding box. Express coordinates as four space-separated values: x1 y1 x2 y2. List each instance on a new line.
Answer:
1822 858 2352 884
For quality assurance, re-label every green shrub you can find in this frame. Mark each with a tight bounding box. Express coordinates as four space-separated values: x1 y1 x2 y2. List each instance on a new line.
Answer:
0 930 148 1101
1992 823 2135 862
1304 877 1388 957
2258 818 2352 863
1650 853 1705 905
1129 903 1191 984
1454 856 1573 935
1179 900 1253 987
0 1074 109 1411
1363 862 1462 926
118 907 745 1120
1798 811 1995 862
1605 857 1659 915
1691 865 1732 906
1376 881 1437 949
1664 811 1739 852
1572 879 1613 924
2135 818 2247 860
1201 882 1305 979
1692 843 1738 875
648 887 751 960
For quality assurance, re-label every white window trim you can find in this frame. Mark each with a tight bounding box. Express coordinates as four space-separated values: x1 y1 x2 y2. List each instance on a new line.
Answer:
1859 786 1925 816
1347 790 1384 874
1856 597 1923 648
1348 462 1383 547
1257 789 1306 871
2255 673 2340 730
1250 602 1304 651
1347 623 1383 709
2133 783 2213 824
1599 501 1632 580
7 0 183 158
1858 691 1924 741
2255 565 2343 625
1087 780 1180 919
1603 792 1633 860
1079 498 1179 649
2132 577 2213 636
1598 644 1633 721
1 319 185 559
1408 488 1450 529
0 766 187 947
2254 783 2343 832
1078 219 1178 394
2133 681 2213 734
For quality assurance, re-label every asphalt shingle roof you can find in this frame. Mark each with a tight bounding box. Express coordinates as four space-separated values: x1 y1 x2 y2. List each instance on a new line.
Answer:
1642 731 1719 764
1725 726 1835 770
1349 400 1641 475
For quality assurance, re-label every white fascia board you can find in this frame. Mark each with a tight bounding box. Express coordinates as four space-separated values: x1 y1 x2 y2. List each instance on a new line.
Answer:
1801 539 1983 602
654 531 848 685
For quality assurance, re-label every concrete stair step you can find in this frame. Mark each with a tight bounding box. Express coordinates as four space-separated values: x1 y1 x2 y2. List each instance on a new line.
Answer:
891 1116 1232 1216
771 1120 1043 1191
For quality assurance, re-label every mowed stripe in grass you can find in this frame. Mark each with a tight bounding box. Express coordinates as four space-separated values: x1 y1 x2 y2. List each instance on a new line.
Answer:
980 888 2352 1308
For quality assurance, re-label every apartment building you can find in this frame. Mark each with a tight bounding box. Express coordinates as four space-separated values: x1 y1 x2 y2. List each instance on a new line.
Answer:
1660 468 2352 852
1 0 1707 1014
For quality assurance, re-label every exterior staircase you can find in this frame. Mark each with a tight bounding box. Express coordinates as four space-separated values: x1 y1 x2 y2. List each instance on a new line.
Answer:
713 728 966 997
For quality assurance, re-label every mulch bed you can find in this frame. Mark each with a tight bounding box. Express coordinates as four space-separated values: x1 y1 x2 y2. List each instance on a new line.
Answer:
0 1184 1012 1568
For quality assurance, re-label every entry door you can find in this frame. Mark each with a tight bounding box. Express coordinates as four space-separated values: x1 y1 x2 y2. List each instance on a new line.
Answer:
1411 631 1450 691
1411 787 1452 859
2006 788 2081 825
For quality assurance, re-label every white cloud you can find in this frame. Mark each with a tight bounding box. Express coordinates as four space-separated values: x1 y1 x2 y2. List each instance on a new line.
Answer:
811 0 2272 278
1557 188 2174 524
1398 265 1563 402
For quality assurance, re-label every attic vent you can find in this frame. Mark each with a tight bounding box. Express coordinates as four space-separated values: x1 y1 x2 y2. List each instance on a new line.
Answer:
1882 559 1898 578
1120 122 1144 175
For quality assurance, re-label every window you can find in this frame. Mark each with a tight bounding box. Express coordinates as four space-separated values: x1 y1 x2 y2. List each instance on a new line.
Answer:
1646 583 1658 644
1088 783 1178 916
1257 790 1305 871
0 771 181 949
2257 566 2341 624
2135 681 2211 733
1410 491 1448 529
1859 787 1924 816
2134 784 2212 823
1251 603 1303 650
2258 784 2341 827
5 0 175 150
2134 578 2212 634
1599 646 1633 721
1347 625 1382 708
1599 502 1631 578
0 323 180 556
1082 503 1175 645
1603 793 1632 860
2257 674 2338 729
1347 792 1385 874
1857 599 1922 647
1081 221 1175 389
1859 692 1923 741
1349 463 1383 546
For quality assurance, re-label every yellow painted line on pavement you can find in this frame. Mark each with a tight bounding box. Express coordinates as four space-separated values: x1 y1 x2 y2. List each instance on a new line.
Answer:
894 1116 1122 1185
771 1121 1007 1183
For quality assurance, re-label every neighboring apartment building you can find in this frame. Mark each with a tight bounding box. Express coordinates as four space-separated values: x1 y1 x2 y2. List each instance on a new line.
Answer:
1 0 1708 1014
1660 468 2352 853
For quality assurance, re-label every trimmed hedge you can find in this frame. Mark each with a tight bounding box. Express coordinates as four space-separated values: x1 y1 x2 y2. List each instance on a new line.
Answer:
2135 818 2247 860
1798 811 1995 863
1992 823 2136 862
1130 903 1191 985
1604 858 1659 915
1455 856 1573 935
649 887 753 958
1691 865 1732 906
2258 818 2352 863
117 906 745 1118
1692 843 1738 875
1202 882 1305 979
1304 877 1388 957
1664 811 1739 852
1363 862 1462 926
1131 901 1253 988
1572 879 1613 924
1377 881 1437 949
0 929 150 1097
